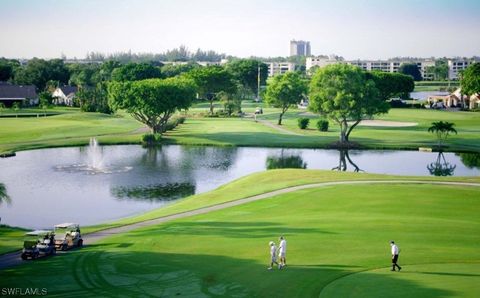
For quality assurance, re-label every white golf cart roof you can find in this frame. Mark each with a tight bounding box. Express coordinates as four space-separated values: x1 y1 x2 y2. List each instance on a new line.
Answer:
26 230 53 236
54 223 79 228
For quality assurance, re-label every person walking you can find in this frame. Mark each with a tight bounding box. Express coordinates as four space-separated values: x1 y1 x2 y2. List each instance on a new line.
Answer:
390 240 402 271
278 236 287 269
268 241 278 270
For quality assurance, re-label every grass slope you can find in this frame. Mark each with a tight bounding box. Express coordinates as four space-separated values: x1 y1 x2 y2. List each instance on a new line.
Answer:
0 111 143 154
1 183 479 297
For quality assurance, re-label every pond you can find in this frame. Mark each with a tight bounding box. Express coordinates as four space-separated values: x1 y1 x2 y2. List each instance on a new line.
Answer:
410 91 449 101
0 144 479 229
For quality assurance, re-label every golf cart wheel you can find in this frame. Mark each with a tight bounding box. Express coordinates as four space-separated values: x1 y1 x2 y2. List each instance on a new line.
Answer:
21 254 27 260
78 239 83 247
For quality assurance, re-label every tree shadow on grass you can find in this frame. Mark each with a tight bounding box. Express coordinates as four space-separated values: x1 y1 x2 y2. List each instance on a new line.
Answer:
0 250 455 298
126 221 336 239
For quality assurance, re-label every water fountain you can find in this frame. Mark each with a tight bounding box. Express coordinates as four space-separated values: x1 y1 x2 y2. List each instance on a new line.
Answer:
54 137 132 174
87 137 104 171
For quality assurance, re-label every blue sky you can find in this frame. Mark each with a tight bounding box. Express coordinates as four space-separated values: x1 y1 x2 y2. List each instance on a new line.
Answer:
0 0 479 59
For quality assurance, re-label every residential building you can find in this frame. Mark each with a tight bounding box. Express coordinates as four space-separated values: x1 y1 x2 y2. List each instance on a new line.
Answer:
0 83 38 107
290 40 311 56
448 58 479 80
265 62 296 77
306 56 343 71
306 56 435 80
52 86 78 106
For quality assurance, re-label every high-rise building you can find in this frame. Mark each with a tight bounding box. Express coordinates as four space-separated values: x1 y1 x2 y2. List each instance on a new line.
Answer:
290 40 311 56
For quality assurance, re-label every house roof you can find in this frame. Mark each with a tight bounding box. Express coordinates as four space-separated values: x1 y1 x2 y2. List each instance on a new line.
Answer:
59 86 77 96
0 85 37 100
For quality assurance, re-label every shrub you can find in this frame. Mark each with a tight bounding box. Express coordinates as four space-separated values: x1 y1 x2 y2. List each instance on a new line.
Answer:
142 133 161 146
316 119 329 131
297 118 310 129
176 116 186 124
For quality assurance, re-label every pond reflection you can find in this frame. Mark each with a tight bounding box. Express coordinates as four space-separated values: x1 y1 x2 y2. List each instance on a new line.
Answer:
0 183 11 206
332 150 364 172
266 150 307 170
456 152 480 170
427 152 456 176
1 145 479 228
111 182 195 202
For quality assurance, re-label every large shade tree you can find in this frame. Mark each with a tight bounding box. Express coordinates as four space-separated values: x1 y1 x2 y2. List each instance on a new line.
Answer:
14 58 69 90
367 71 414 100
398 63 422 81
186 65 237 114
111 62 163 82
309 64 388 144
108 77 196 134
226 59 268 97
264 71 307 125
461 62 480 97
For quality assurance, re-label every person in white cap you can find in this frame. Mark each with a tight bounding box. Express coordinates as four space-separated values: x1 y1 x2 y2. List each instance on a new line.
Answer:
278 236 287 269
268 241 278 270
390 240 402 271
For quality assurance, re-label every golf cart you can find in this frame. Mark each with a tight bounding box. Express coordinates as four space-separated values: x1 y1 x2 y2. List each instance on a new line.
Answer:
21 230 56 260
54 223 83 251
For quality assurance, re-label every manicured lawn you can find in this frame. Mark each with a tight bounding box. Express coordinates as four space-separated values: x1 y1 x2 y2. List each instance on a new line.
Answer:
1 103 479 154
252 108 480 151
0 225 27 255
0 111 143 154
81 169 480 234
1 182 478 297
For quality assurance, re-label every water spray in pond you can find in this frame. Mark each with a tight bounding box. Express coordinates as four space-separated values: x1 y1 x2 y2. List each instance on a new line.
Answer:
54 137 132 174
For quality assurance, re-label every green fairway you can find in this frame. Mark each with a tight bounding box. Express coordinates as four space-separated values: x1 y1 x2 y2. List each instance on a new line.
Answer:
0 111 143 154
0 225 26 255
1 104 479 154
1 182 478 297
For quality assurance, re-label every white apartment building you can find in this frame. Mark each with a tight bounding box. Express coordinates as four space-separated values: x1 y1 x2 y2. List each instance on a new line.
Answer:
306 56 435 80
448 59 478 80
306 56 343 70
265 62 296 77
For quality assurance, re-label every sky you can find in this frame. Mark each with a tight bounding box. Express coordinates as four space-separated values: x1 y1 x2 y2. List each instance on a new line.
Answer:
0 0 479 60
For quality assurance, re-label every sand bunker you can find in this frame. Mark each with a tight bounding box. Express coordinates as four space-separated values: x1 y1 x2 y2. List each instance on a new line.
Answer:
358 120 418 127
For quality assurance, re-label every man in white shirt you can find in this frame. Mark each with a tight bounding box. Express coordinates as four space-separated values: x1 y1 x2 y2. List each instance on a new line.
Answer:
278 236 287 269
268 241 278 270
390 240 402 271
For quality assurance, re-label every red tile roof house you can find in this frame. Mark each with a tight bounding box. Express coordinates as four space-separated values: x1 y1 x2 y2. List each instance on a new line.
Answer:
0 83 38 107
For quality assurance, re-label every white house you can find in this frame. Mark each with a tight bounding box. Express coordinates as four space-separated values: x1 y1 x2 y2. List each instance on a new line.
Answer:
52 86 78 106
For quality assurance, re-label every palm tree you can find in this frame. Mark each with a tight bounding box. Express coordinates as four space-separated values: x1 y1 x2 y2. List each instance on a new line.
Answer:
428 121 457 148
0 183 11 206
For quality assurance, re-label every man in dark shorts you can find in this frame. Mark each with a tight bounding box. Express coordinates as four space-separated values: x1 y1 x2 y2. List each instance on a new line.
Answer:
390 240 402 271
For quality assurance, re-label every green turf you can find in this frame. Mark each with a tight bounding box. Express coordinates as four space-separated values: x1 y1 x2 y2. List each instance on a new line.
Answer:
80 170 480 234
1 103 479 154
1 183 478 297
0 225 27 255
0 111 144 154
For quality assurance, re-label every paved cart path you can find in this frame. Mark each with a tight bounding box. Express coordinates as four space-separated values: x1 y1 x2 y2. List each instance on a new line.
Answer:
1 180 479 270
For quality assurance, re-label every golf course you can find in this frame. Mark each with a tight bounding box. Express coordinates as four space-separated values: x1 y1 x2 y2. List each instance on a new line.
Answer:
1 104 479 297
0 170 479 297
1 104 480 155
